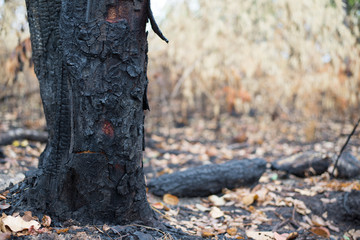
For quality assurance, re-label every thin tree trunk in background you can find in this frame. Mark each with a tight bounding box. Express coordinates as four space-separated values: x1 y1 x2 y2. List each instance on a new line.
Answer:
24 0 165 225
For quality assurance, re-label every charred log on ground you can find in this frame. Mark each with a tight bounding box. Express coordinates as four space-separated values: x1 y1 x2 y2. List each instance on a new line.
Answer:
0 129 48 146
271 151 331 177
148 158 267 197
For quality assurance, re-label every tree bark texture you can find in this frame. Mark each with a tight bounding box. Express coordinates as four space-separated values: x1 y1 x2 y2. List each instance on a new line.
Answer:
24 0 163 225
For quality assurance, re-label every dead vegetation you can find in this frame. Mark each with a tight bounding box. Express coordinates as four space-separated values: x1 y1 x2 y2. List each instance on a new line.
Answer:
1 0 360 127
147 0 360 123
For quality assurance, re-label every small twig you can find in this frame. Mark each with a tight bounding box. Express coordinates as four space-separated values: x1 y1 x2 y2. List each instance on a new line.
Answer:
332 117 360 177
273 210 285 221
110 227 129 239
94 225 113 240
128 223 175 240
272 219 289 232
151 205 172 221
147 0 169 43
291 206 296 220
272 208 298 232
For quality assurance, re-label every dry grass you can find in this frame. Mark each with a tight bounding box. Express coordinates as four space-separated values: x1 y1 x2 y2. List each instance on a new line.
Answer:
147 0 360 123
1 0 360 128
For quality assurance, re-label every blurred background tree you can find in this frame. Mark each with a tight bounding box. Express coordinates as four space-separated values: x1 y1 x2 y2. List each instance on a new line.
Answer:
0 0 42 129
1 0 360 131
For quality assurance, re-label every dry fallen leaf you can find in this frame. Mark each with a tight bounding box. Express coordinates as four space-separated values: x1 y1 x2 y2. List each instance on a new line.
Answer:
28 224 44 235
102 224 110 232
202 230 216 238
0 213 8 233
209 206 224 219
157 168 173 176
22 211 36 222
2 215 40 233
227 227 237 236
56 228 70 234
232 133 248 143
205 146 218 157
163 194 179 206
294 188 316 197
325 221 339 232
273 232 288 240
286 232 299 240
248 205 256 213
242 193 258 206
310 227 330 238
12 141 20 147
41 215 51 227
311 215 326 227
293 199 311 215
0 204 10 210
346 229 360 239
209 195 226 206
255 187 269 204
246 231 274 240
195 204 210 212
0 233 11 240
320 198 336 204
152 202 164 210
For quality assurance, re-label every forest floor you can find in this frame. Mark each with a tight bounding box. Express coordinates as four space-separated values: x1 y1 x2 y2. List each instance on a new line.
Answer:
0 114 359 239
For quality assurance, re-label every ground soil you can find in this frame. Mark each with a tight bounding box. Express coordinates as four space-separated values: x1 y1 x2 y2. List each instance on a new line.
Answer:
0 115 359 239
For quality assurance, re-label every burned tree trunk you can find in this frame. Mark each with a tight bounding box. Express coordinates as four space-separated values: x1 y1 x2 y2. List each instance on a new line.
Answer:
24 0 166 225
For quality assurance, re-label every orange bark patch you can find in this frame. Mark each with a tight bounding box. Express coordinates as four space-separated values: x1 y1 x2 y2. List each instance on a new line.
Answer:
106 6 119 23
106 3 130 23
76 150 98 154
102 121 114 137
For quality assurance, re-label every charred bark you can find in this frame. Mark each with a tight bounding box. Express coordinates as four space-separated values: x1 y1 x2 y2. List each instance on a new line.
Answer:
148 158 267 197
23 0 166 225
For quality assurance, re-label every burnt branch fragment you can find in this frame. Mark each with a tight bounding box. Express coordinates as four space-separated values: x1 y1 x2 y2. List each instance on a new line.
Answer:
335 151 360 179
271 151 331 178
343 190 360 220
0 129 48 146
148 158 266 197
332 117 360 177
147 0 168 43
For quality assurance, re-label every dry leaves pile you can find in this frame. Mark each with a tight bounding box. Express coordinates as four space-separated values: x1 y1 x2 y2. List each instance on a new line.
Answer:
148 172 360 239
0 116 359 239
0 209 53 238
0 191 72 238
143 118 360 239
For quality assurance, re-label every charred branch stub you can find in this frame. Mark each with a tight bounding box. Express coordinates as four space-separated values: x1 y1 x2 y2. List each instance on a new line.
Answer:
147 0 168 43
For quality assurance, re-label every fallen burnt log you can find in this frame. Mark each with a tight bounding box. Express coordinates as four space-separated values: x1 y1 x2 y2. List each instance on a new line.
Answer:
335 151 360 179
343 190 360 220
0 129 48 146
148 158 266 197
271 151 331 177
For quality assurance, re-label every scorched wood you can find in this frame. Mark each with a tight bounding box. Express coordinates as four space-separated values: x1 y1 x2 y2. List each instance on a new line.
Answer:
148 158 266 197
